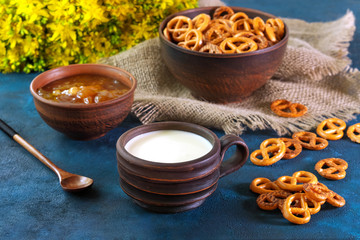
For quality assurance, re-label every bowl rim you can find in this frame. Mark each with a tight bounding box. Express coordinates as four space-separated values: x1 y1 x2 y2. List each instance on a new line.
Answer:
30 63 137 109
159 6 289 58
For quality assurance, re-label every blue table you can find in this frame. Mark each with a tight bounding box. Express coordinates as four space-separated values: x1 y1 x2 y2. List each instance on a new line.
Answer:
1 0 360 239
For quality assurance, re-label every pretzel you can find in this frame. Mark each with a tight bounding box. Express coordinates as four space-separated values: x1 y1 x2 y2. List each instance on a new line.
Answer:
303 182 330 202
250 35 269 49
316 118 346 140
250 177 281 194
204 24 232 45
219 36 258 54
199 43 223 54
233 31 255 38
292 131 328 150
315 158 348 180
266 18 285 40
347 123 360 143
181 29 203 51
256 190 292 211
270 99 307 118
281 193 312 224
213 6 234 19
232 19 253 33
275 171 318 192
326 190 346 207
163 27 172 41
192 13 211 32
229 12 249 22
250 138 286 166
253 16 266 35
279 138 302 159
166 16 193 42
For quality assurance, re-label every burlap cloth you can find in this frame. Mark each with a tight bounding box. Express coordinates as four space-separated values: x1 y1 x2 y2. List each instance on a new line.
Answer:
100 9 360 136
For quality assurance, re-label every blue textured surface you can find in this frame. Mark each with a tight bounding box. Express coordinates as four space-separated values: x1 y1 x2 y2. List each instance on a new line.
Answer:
1 0 360 239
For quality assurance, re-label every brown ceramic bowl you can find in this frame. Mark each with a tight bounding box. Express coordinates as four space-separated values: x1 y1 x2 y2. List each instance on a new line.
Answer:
30 64 137 140
159 6 289 103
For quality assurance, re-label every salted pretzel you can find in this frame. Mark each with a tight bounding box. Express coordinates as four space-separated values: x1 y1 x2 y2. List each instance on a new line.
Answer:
199 43 223 53
270 99 307 118
163 28 172 41
315 158 348 180
266 18 285 40
181 29 203 51
279 138 302 159
275 171 318 192
204 24 232 45
253 16 266 35
232 19 253 33
250 35 269 49
250 177 281 194
213 6 235 19
229 12 249 22
219 36 258 54
292 131 328 150
192 13 211 32
303 182 330 202
316 118 346 140
281 193 312 224
166 16 193 42
347 123 360 143
256 190 292 211
250 138 286 166
326 190 346 207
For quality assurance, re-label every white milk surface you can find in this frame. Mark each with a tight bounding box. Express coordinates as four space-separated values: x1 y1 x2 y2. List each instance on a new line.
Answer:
124 130 213 163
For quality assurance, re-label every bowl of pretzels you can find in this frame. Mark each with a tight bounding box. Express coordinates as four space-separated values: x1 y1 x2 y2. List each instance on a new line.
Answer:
159 6 289 103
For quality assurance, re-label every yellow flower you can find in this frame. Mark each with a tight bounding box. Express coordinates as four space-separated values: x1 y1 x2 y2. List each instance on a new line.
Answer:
0 0 198 73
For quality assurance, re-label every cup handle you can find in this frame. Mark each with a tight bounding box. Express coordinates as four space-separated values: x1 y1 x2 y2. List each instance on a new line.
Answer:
219 134 249 178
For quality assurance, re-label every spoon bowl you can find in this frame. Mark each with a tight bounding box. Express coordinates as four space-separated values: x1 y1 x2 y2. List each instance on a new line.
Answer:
60 175 94 192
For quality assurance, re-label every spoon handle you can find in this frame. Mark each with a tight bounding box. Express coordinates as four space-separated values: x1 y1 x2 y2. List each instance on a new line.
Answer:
0 119 64 179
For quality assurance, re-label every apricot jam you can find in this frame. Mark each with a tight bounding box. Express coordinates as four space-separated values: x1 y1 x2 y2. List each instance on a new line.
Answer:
37 74 130 104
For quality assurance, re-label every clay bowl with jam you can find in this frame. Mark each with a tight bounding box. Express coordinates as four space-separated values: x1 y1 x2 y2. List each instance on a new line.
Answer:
30 64 137 140
116 121 249 213
159 6 289 103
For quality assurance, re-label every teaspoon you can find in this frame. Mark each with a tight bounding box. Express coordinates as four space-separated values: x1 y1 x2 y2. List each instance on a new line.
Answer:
0 119 93 192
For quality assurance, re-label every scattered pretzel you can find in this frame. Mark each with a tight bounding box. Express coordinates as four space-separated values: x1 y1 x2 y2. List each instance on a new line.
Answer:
270 99 308 118
250 177 281 194
315 158 348 180
281 193 312 224
251 171 345 225
316 118 346 140
347 123 360 143
256 190 292 211
326 190 346 207
279 138 302 159
250 138 286 166
275 171 318 192
163 6 285 54
292 131 328 150
303 182 330 202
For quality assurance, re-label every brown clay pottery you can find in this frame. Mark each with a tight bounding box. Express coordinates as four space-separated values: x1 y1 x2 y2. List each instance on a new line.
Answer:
116 121 249 213
30 64 137 140
159 6 289 103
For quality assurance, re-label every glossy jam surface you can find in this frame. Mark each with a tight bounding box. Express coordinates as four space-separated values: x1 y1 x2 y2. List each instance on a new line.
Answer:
125 130 213 163
37 74 130 104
